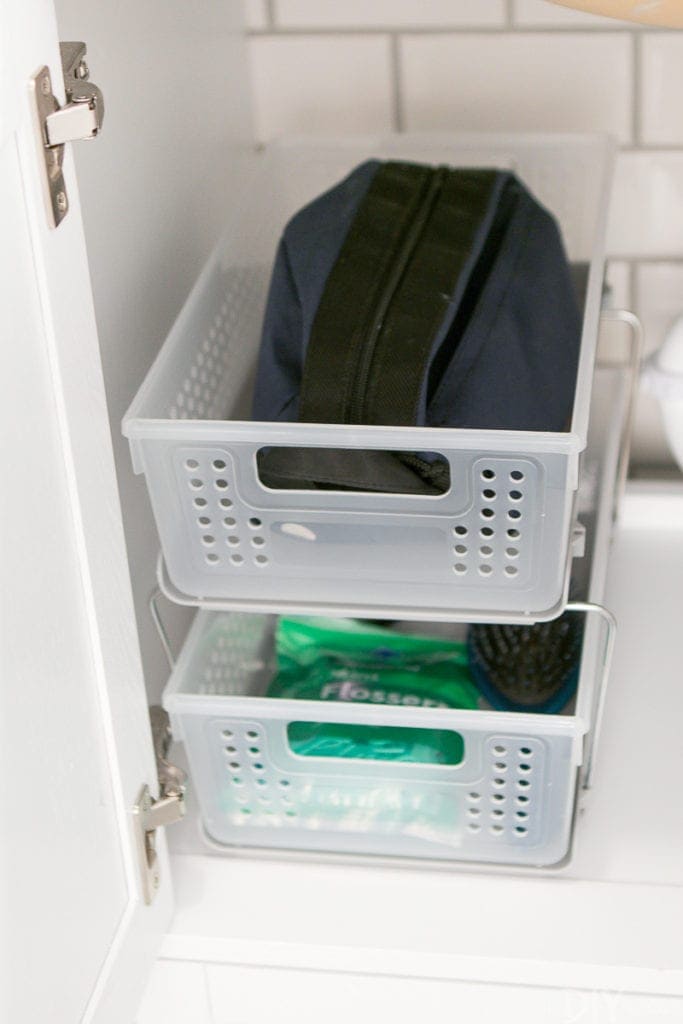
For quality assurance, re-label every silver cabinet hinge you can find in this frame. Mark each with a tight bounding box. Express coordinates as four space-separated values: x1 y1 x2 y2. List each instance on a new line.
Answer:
132 706 187 905
29 41 105 228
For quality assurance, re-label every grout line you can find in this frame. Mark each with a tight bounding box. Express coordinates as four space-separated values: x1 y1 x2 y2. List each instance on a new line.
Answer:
390 34 403 133
618 143 683 154
632 30 642 146
265 0 276 29
244 25 639 37
609 254 683 264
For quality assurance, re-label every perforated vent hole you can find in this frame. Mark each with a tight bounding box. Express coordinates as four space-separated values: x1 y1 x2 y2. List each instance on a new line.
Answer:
482 489 496 500
467 823 481 833
508 509 521 521
505 566 518 577
185 459 199 470
467 791 480 802
223 517 237 528
215 478 229 490
468 807 481 817
509 490 523 502
227 535 240 546
255 555 269 566
480 546 493 557
252 536 265 547
481 469 496 480
249 517 262 528
189 478 203 490
481 508 495 520
506 547 519 558
212 459 226 471
491 825 504 835
493 745 506 755
507 528 520 540
230 554 244 565
206 553 219 564
454 525 468 537
510 470 524 481
479 564 493 576
194 497 208 509
454 544 468 555
453 563 467 575
219 497 233 509
480 526 494 538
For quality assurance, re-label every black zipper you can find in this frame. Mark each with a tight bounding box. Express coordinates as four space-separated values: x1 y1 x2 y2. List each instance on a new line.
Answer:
344 165 448 423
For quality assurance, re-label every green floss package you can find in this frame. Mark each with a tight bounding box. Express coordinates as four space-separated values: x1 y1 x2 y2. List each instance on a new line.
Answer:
266 617 480 765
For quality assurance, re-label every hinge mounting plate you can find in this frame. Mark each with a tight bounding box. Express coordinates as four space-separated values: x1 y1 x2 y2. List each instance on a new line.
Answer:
132 707 186 905
29 42 104 228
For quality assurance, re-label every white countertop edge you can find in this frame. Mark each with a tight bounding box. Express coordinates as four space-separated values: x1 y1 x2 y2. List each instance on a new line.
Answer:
162 854 683 993
157 933 683 996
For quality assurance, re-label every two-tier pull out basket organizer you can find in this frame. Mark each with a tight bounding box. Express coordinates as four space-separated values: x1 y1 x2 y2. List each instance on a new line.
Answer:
125 133 638 868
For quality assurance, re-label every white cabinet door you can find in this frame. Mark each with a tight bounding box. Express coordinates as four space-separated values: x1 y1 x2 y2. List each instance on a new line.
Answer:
0 4 171 1021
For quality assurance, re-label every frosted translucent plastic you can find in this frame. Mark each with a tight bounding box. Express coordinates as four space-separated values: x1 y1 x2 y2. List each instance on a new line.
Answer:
161 355 635 869
164 610 582 867
124 133 614 621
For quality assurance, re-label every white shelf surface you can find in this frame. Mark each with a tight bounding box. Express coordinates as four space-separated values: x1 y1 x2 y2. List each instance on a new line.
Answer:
160 482 683 996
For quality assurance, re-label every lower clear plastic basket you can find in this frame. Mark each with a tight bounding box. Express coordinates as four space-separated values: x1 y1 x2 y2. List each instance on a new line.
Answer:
164 610 584 867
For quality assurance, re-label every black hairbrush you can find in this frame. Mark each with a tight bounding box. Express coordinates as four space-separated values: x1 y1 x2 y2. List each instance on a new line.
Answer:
467 612 584 714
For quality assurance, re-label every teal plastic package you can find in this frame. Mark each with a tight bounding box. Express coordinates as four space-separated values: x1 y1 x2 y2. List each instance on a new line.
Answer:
267 617 480 766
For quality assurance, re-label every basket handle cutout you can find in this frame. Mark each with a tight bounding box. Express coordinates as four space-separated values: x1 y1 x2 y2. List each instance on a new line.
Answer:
256 446 451 496
286 721 464 766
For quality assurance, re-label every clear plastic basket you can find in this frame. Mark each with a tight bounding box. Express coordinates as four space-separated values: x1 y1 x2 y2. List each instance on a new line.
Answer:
161 345 637 868
125 133 614 622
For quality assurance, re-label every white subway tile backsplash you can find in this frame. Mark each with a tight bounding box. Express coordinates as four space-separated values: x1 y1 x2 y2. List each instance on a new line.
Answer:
608 152 683 257
245 0 268 31
274 0 506 29
248 35 394 142
513 0 630 27
400 33 632 140
641 34 683 146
